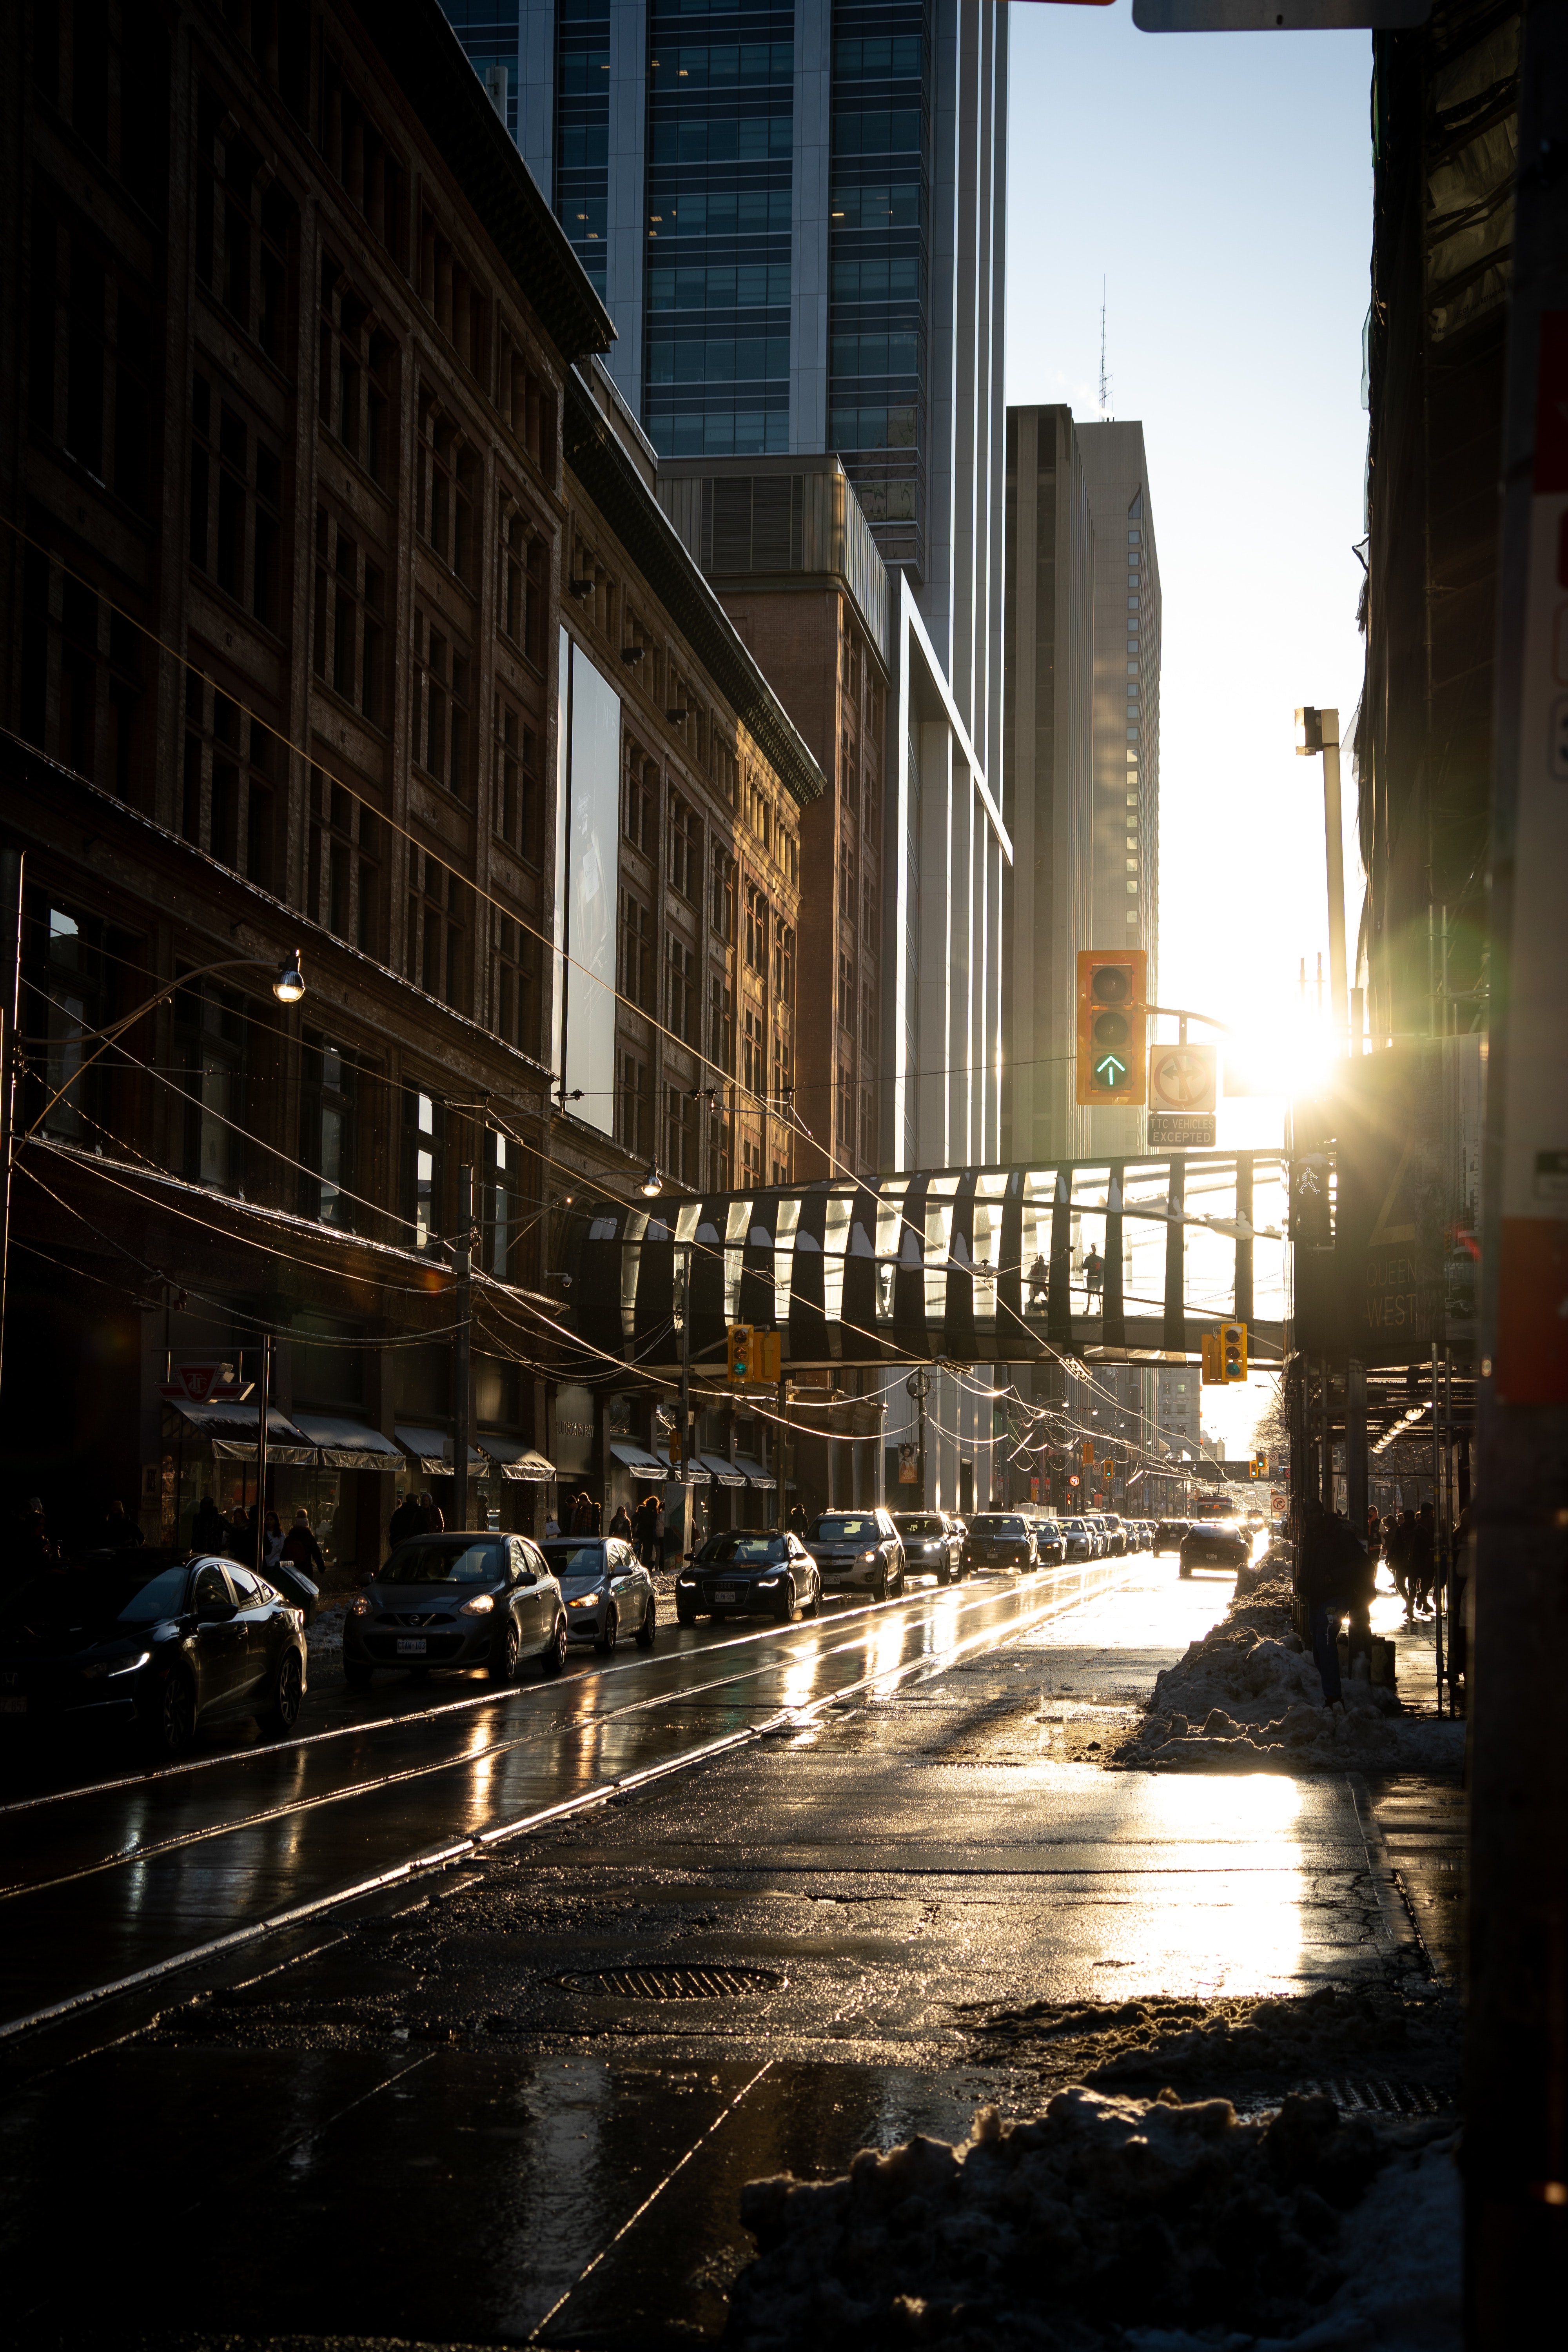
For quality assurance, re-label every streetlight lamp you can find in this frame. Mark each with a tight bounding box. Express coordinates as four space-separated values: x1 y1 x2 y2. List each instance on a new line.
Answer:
639 1160 662 1198
1295 706 1348 1050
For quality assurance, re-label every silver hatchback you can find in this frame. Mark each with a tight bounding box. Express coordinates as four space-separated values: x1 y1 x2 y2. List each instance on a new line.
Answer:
541 1537 657 1655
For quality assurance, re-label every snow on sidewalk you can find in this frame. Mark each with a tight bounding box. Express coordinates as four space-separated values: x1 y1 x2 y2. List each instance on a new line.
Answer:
1112 1570 1466 1778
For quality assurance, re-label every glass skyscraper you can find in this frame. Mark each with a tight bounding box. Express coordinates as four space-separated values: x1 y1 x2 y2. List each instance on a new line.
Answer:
441 0 1009 1171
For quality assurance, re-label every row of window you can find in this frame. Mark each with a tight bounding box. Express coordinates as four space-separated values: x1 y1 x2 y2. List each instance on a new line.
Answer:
650 116 795 165
646 188 793 237
651 43 795 85
647 263 792 311
647 336 791 385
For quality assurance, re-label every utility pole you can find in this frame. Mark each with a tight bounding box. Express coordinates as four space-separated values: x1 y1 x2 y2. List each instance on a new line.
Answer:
454 1163 472 1530
907 1368 930 1506
775 1370 787 1535
254 1331 270 1577
1468 6 1568 2336
1296 706 1349 1048
677 1241 693 1543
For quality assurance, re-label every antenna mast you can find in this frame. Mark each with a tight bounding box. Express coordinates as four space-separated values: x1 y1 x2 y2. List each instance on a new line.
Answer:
1099 280 1110 419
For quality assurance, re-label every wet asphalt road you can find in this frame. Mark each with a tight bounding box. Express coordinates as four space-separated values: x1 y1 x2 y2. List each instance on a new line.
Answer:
0 1556 1142 2038
0 1538 1467 2352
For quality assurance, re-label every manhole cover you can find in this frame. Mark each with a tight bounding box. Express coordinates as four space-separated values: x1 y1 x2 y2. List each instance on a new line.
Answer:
555 1964 784 2000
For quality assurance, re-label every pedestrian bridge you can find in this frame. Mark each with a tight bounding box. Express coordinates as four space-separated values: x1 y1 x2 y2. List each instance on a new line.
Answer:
564 1151 1288 1375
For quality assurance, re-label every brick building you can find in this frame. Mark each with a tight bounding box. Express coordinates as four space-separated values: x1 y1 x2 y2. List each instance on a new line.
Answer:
0 0 819 1559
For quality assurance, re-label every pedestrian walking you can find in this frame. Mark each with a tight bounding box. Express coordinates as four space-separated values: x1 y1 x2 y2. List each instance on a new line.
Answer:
192 1493 229 1557
1083 1247 1104 1310
1295 1498 1374 1708
651 1494 666 1573
387 1489 423 1551
632 1489 653 1565
1027 1253 1049 1310
1410 1502 1436 1614
1365 1505 1381 1557
280 1509 328 1581
787 1501 806 1538
570 1489 599 1536
543 1507 561 1539
100 1499 143 1549
608 1502 632 1539
417 1489 445 1534
261 1509 285 1569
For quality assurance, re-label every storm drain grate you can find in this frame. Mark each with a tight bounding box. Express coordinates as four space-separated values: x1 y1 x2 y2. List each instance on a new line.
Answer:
1296 2079 1446 2116
556 1964 783 2000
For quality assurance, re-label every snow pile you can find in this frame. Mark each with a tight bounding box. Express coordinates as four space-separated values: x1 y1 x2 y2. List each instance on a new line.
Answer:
307 1599 348 1666
1113 1573 1466 1776
724 2087 1458 2350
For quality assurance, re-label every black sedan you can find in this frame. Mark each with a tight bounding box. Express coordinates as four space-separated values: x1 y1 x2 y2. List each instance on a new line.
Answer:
344 1533 566 1685
1153 1519 1191 1552
961 1514 1039 1572
0 1553 307 1757
1033 1518 1067 1566
676 1530 822 1624
1178 1519 1251 1578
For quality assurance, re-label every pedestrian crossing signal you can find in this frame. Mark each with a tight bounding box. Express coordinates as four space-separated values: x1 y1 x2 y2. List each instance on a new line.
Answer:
1076 951 1147 1107
1201 1332 1222 1386
726 1323 752 1385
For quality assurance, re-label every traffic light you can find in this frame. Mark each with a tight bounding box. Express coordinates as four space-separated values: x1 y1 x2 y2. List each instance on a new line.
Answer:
1081 1439 1095 1466
1201 1332 1223 1385
1076 951 1148 1106
1220 1321 1248 1383
726 1323 753 1385
1254 1449 1269 1478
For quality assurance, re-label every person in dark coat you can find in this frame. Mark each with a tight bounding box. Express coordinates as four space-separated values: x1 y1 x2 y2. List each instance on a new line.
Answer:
417 1490 445 1534
1296 1499 1374 1706
1410 1503 1436 1614
387 1490 423 1552
191 1494 229 1557
100 1500 143 1548
570 1490 599 1536
608 1502 633 1539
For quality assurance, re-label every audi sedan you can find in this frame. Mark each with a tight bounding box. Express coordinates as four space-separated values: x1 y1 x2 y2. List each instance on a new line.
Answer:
676 1530 822 1623
803 1511 906 1601
961 1514 1038 1573
1178 1518 1252 1579
541 1537 656 1655
0 1553 307 1757
344 1534 566 1685
892 1511 964 1584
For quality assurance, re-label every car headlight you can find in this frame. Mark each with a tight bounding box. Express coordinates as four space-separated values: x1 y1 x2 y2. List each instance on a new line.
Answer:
860 1549 878 1563
757 1575 782 1586
347 1595 370 1617
82 1650 151 1681
568 1592 603 1609
677 1575 695 1587
459 1593 496 1616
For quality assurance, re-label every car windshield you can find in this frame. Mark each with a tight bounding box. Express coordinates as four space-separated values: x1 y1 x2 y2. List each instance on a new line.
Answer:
1038 1522 1061 1537
542 1543 606 1579
1063 1519 1085 1531
707 1535 787 1565
893 1515 943 1535
811 1517 878 1541
380 1539 506 1585
971 1516 1024 1535
0 1561 190 1638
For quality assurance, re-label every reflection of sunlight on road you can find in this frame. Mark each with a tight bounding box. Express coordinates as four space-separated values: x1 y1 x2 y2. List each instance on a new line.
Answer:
1092 1773 1307 1999
864 1605 915 1697
777 1652 819 1713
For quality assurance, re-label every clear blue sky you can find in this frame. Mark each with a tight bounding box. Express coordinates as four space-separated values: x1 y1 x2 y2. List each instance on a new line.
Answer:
1006 1 1372 1083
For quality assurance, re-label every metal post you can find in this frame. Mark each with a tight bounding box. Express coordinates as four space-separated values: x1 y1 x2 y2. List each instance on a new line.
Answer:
775 1372 786 1534
1320 1358 1334 1510
1319 714 1349 1048
254 1332 270 1575
1235 1152 1255 1330
0 846 23 1400
677 1241 693 1539
1466 21 1568 2301
454 1163 472 1529
1346 1359 1367 1543
1431 1341 1445 1718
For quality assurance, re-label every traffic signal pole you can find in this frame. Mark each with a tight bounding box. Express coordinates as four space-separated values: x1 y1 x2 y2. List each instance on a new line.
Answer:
1468 7 1568 2327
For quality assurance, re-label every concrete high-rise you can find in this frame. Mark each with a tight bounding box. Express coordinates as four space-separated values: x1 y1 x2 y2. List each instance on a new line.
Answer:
1077 419 1160 1156
1000 405 1096 1169
439 0 1010 1172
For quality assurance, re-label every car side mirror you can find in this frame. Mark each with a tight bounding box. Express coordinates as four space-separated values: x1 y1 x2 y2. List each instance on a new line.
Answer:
196 1599 236 1623
517 1569 537 1587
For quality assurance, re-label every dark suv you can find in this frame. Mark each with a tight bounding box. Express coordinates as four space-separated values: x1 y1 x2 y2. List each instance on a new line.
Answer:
804 1510 906 1601
892 1511 964 1584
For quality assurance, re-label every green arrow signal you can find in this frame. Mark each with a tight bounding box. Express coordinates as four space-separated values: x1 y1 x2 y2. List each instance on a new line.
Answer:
1093 1052 1127 1086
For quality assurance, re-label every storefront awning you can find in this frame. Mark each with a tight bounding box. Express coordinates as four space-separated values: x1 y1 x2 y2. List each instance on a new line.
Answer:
290 1411 405 1472
610 1440 667 1480
478 1436 558 1483
697 1454 748 1488
394 1425 486 1477
733 1454 776 1492
163 1397 316 1465
653 1447 708 1485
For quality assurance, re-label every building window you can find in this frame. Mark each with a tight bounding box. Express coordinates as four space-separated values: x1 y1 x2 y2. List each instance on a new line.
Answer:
184 675 279 892
494 700 541 864
412 610 471 797
744 882 769 975
318 260 394 483
500 509 547 665
623 752 656 852
314 510 385 724
709 972 733 1073
418 401 477 581
664 1087 694 1187
493 913 541 1055
741 1003 765 1102
300 1033 359 1229
838 951 854 1031
664 933 695 1043
407 852 468 1011
617 1052 651 1156
22 896 126 1144
860 980 877 1056
308 768 383 955
668 793 699 900
618 887 654 1011
484 1127 524 1281
711 846 735 939
198 84 298 368
191 376 283 630
176 977 247 1196
403 1087 446 1250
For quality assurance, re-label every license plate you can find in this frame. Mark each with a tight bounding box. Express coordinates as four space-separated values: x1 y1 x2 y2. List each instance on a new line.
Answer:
714 1588 739 1606
396 1637 427 1656
0 1697 25 1714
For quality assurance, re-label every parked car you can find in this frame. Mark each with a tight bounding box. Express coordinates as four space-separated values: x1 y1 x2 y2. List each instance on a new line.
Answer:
1245 1507 1267 1530
0 1552 307 1757
1153 1519 1190 1552
1178 1519 1251 1579
961 1513 1039 1572
343 1533 566 1686
1058 1516 1094 1562
892 1510 964 1584
1033 1518 1067 1567
540 1537 656 1655
1081 1515 1107 1557
1099 1513 1129 1557
675 1529 822 1623
1134 1521 1154 1552
803 1510 906 1601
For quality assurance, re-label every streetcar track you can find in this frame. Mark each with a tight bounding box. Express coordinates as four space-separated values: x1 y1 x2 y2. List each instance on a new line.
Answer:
0 1564 1133 2043
0 1573 1078 1904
